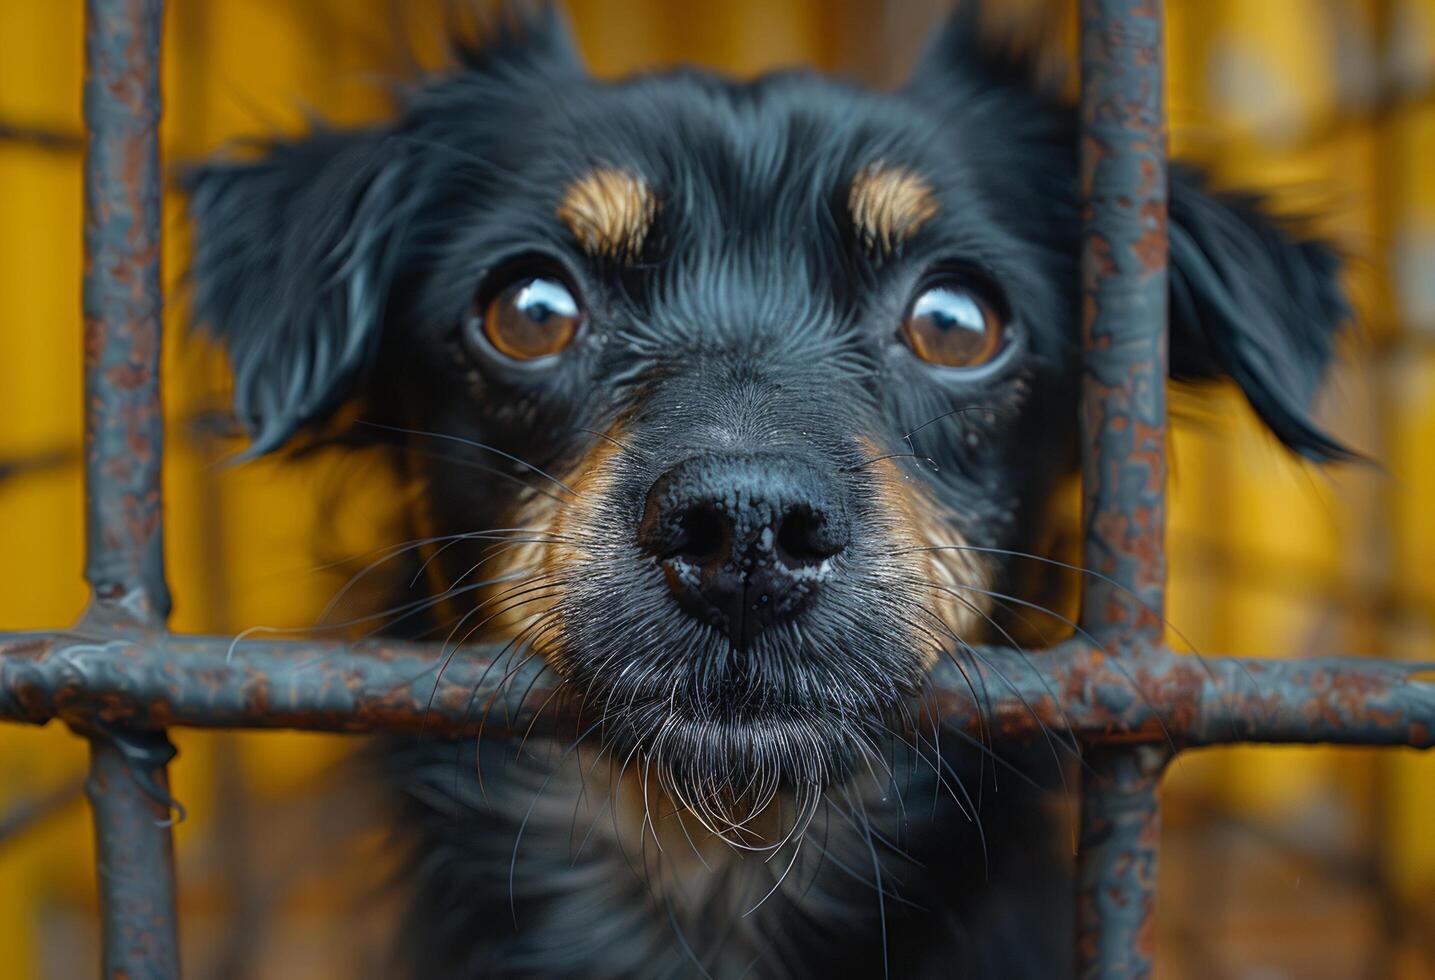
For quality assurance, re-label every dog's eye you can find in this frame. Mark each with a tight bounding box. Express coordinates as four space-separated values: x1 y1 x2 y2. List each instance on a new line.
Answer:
901 281 1005 369
474 275 583 361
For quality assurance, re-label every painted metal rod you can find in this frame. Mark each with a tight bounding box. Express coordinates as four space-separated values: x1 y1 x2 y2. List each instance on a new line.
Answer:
83 0 170 624
4 632 1432 747
928 644 1435 749
1076 0 1169 647
82 2 178 977
1074 0 1171 974
85 731 181 980
0 632 551 737
1076 746 1168 979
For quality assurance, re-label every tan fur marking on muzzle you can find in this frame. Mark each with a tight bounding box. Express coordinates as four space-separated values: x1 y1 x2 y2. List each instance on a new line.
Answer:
557 168 657 259
447 427 625 647
481 426 628 669
861 438 990 665
848 163 939 255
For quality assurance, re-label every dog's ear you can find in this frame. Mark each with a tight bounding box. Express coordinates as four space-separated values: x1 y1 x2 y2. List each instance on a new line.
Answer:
1167 166 1353 460
182 3 581 456
909 3 1354 461
183 129 417 456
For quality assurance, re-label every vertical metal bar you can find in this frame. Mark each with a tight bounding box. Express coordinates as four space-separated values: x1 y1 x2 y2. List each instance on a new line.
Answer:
86 733 182 980
82 1 179 977
1076 1 1170 977
1077 0 1169 647
83 0 170 625
1076 747 1168 978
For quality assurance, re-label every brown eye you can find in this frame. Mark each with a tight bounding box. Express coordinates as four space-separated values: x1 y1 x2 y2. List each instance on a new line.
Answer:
901 282 1006 369
477 275 583 361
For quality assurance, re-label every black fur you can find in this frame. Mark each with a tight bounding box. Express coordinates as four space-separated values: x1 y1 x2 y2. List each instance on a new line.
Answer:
184 5 1351 977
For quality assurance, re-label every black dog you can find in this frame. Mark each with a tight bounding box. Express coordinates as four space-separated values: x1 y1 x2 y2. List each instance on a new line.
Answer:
184 5 1350 977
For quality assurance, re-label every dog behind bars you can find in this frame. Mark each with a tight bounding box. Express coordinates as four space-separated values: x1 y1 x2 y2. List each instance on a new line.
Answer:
182 4 1350 977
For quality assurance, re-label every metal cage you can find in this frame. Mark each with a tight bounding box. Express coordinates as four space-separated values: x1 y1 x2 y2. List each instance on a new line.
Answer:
1 1 1431 976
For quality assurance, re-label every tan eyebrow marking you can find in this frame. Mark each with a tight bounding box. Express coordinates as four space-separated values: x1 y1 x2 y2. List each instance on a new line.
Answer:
556 167 658 260
848 163 940 255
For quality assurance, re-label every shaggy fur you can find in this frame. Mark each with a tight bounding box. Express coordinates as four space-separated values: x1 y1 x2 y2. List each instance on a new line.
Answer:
184 4 1350 977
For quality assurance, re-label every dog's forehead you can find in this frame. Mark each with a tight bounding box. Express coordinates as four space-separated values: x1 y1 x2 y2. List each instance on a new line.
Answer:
545 74 948 258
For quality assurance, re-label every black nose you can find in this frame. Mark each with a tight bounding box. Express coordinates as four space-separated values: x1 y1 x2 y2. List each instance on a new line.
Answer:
638 455 849 648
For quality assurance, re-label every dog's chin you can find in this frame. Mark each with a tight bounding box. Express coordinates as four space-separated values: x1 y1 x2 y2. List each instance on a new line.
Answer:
550 613 929 841
588 692 891 845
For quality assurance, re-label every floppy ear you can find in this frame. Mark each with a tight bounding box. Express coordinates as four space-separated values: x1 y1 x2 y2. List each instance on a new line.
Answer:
1168 165 1353 460
182 2 581 456
909 3 1354 462
183 129 417 456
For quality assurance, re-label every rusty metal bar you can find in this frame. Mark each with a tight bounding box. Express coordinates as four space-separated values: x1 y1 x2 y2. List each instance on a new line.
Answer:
83 0 170 626
4 631 1431 747
929 644 1435 749
0 632 549 736
1075 0 1171 975
84 731 181 980
82 1 178 977
1076 746 1167 978
1077 0 1169 648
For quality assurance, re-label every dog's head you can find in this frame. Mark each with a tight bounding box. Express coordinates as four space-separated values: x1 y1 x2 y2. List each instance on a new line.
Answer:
185 6 1350 835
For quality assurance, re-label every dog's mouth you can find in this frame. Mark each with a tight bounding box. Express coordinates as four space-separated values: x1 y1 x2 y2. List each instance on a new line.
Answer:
514 426 983 842
553 652 916 844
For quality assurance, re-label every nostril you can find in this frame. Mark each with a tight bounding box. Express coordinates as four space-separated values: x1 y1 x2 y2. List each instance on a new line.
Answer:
775 506 844 569
671 504 729 565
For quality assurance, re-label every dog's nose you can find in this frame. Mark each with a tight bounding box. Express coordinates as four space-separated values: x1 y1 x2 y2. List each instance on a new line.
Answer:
638 455 849 648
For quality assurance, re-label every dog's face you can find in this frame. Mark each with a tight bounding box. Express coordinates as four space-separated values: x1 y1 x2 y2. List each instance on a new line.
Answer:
186 8 1349 834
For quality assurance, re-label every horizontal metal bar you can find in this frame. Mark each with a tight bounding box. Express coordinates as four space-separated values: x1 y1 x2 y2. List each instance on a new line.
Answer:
0 120 83 152
926 642 1435 749
2 631 1430 748
0 631 549 737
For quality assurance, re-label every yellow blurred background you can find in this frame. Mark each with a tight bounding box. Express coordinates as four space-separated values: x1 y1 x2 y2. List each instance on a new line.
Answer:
1 1 1432 976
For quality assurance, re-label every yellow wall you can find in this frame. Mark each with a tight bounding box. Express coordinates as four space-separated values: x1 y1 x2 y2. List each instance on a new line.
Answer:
1 1 1432 976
